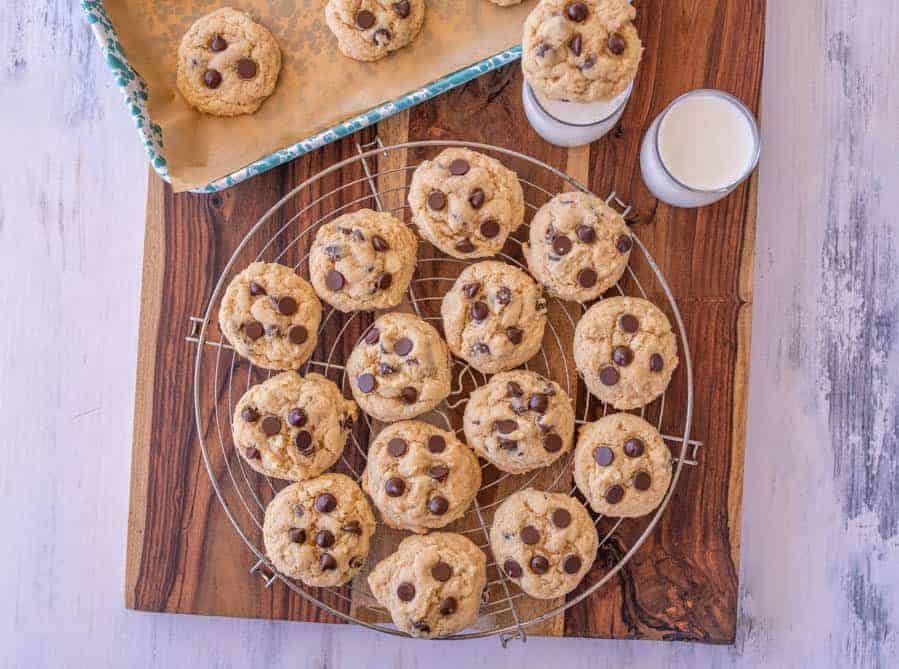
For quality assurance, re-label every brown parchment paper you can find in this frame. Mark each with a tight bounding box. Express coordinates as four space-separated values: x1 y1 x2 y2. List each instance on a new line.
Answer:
103 1 537 192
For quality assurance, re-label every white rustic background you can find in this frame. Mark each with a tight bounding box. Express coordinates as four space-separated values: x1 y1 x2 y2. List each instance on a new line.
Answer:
1 1 896 667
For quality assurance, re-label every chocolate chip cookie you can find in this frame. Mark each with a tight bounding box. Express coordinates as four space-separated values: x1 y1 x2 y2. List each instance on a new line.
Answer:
263 473 376 587
490 488 597 599
408 148 525 259
309 209 418 312
523 191 632 302
218 262 322 370
573 296 679 409
347 312 452 422
522 0 643 102
362 421 481 533
574 412 672 517
463 370 575 474
368 532 487 638
325 0 426 62
441 261 548 374
232 372 357 481
176 7 281 116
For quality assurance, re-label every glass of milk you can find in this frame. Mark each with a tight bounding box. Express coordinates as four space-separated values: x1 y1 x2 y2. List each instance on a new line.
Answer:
639 89 760 207
522 80 634 147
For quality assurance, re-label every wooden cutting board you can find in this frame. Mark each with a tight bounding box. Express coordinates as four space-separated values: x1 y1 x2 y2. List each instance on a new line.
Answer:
125 0 764 644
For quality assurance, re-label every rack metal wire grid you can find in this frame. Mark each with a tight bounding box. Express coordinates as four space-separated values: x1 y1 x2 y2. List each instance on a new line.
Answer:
188 139 699 645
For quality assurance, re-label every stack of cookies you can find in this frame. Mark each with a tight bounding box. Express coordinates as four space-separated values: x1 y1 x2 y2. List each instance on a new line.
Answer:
210 0 677 641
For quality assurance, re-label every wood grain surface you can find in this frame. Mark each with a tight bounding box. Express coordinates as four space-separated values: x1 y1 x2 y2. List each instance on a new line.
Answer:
5 0 898 666
124 0 765 644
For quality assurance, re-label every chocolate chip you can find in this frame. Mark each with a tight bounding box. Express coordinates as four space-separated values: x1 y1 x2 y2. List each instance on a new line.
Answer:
315 529 335 548
293 504 304 517
439 597 457 616
469 188 485 209
413 621 431 634
528 394 549 413
245 446 260 459
352 228 366 242
479 219 500 239
449 159 470 176
371 235 389 251
535 42 551 57
616 234 633 253
496 286 512 305
249 281 266 296
530 555 549 574
623 438 644 457
244 321 264 340
209 35 227 52
506 327 523 344
552 235 572 255
543 433 563 452
580 55 596 70
342 521 362 535
605 485 625 504
349 555 365 569
365 328 380 345
315 493 337 513
288 527 306 543
576 225 595 243
427 435 446 453
507 382 523 397
397 582 416 601
520 525 540 545
577 268 597 288
275 296 297 316
427 190 446 211
472 342 490 356
288 325 308 344
608 32 626 55
431 561 452 582
203 69 222 88
400 386 418 404
393 337 413 356
355 9 376 29
393 0 411 18
619 314 639 333
428 464 449 481
462 282 480 299
295 431 313 454
599 365 620 385
612 345 634 366
650 353 664 372
594 446 614 466
325 270 345 291
319 553 337 571
387 437 408 457
552 508 572 529
375 272 392 290
377 363 395 377
242 406 259 423
568 34 582 56
373 28 391 45
498 438 518 450
261 415 281 436
503 559 523 578
565 2 588 22
634 471 652 491
428 496 449 515
491 419 515 435
455 238 475 254
563 555 582 574
385 477 405 497
356 373 376 393
470 301 489 322
236 58 257 79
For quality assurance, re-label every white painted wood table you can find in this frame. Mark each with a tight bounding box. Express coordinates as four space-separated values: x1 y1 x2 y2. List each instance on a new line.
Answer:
1 1 896 667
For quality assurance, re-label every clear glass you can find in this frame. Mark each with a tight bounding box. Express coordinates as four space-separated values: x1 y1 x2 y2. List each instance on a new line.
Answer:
639 89 761 207
522 80 633 148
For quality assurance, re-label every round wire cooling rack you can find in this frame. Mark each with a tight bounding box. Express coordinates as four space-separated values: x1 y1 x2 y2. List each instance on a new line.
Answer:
191 139 697 645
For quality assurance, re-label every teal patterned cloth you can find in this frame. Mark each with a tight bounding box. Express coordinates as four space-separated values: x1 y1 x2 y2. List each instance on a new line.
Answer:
81 0 522 193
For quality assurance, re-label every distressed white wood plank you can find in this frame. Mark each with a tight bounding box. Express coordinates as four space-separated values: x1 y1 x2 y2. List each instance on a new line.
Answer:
0 0 896 667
